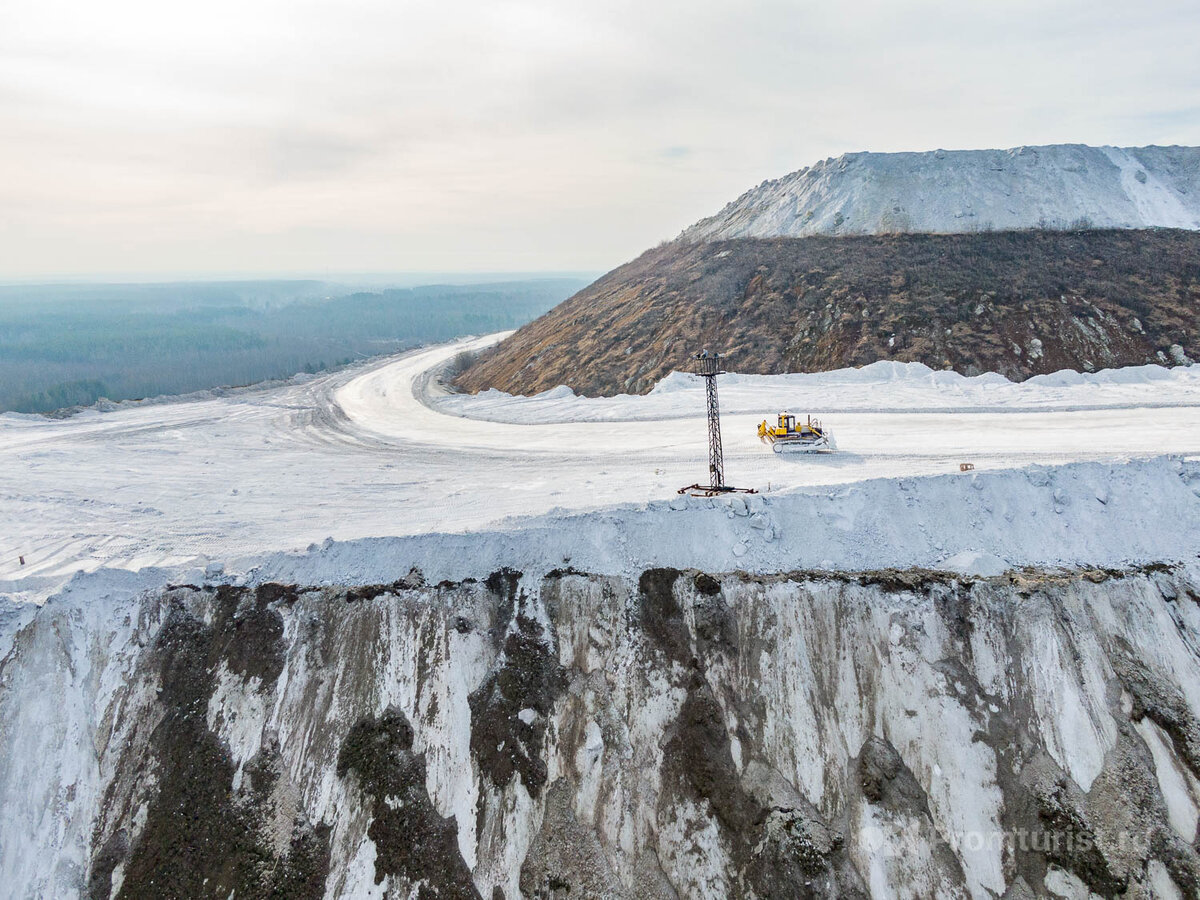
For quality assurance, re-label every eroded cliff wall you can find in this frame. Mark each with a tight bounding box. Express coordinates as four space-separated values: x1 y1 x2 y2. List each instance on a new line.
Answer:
2 565 1199 899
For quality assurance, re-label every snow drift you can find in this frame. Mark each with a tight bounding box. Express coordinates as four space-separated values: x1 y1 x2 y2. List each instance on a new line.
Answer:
433 359 1200 425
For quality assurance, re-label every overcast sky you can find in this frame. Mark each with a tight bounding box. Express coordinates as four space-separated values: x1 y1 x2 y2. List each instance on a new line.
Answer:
2 0 1198 279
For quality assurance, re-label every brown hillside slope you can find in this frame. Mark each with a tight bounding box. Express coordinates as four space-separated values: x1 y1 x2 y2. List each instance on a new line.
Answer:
454 230 1200 397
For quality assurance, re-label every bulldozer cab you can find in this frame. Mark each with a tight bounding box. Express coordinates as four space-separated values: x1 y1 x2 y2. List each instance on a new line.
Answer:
779 413 796 433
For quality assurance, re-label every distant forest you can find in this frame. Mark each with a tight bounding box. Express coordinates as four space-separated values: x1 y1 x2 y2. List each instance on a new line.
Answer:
0 278 589 413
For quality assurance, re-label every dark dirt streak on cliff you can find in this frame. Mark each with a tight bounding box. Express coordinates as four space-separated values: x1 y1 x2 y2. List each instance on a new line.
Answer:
641 568 870 899
337 707 480 899
469 570 567 801
95 584 330 900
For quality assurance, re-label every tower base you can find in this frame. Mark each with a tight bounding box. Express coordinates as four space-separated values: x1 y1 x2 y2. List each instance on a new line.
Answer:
677 483 758 498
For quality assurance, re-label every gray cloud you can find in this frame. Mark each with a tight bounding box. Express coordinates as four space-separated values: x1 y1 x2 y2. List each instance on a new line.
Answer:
1 0 1198 278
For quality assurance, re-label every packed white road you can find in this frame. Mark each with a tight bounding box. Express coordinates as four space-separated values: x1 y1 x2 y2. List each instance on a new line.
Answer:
3 332 1200 596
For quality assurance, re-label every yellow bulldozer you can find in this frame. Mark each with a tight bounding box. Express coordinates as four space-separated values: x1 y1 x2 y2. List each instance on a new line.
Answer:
758 412 836 453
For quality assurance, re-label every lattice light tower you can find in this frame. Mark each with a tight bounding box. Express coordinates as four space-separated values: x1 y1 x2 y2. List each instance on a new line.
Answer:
679 350 755 497
697 351 726 488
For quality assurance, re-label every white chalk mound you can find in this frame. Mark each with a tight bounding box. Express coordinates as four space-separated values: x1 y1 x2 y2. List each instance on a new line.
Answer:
679 144 1200 241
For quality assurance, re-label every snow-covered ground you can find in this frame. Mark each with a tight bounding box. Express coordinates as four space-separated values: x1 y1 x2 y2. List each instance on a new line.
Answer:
3 332 1200 602
432 358 1200 423
678 144 1200 240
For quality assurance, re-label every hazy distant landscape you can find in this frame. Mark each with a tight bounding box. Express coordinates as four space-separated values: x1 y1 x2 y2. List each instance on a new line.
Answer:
6 0 1200 887
0 277 590 413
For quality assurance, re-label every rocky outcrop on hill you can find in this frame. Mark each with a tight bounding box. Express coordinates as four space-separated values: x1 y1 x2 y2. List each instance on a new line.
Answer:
456 143 1200 397
3 564 1199 898
455 229 1200 397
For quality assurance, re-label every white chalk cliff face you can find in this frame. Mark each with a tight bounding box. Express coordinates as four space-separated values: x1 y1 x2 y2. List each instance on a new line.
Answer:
679 145 1200 241
2 562 1199 899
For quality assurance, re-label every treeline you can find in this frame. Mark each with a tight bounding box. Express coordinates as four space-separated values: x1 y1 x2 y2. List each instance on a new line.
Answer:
0 278 589 413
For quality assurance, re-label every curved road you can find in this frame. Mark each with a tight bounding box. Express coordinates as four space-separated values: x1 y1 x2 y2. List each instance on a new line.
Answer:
3 333 1199 594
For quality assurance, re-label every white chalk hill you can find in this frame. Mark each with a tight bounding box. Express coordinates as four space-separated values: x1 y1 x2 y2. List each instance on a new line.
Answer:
679 144 1200 240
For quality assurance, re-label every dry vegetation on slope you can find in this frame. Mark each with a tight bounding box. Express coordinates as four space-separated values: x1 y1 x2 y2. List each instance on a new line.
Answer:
454 229 1200 397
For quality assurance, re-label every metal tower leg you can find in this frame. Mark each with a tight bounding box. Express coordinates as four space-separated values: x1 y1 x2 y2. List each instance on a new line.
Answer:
704 374 724 489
